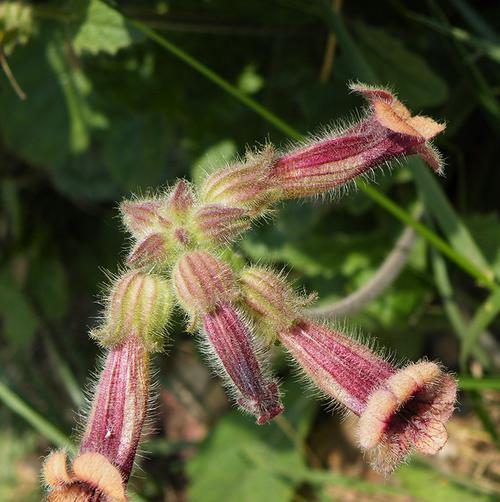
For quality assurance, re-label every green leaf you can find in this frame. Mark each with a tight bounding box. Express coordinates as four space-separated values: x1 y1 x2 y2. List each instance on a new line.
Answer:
0 26 108 169
0 268 38 349
459 376 500 390
187 381 316 502
464 213 500 279
354 22 449 109
0 380 72 449
46 33 107 153
72 0 133 56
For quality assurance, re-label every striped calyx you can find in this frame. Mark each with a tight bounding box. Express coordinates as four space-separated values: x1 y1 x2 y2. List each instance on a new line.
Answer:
92 270 173 352
239 266 304 341
193 204 251 244
172 250 237 319
200 145 277 213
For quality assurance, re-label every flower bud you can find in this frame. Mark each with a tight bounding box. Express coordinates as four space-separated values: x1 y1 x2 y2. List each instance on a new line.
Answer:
120 199 166 237
92 270 173 352
200 145 276 212
172 250 237 318
127 232 170 268
167 179 195 216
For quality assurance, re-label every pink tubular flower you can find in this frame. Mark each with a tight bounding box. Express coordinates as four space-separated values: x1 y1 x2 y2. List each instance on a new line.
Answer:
79 335 149 482
279 320 456 473
172 250 283 423
43 335 149 500
203 302 283 424
270 83 445 198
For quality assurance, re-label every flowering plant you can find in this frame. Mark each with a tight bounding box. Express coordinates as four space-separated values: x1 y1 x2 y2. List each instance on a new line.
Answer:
42 84 456 500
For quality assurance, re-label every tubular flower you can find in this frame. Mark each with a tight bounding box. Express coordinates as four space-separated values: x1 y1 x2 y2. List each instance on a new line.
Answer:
44 264 173 500
172 250 283 423
280 321 456 473
43 335 149 500
203 302 283 424
79 335 150 482
270 83 445 198
239 266 457 473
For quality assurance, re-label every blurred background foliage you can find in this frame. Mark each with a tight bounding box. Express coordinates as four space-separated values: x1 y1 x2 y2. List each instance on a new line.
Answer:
0 0 499 500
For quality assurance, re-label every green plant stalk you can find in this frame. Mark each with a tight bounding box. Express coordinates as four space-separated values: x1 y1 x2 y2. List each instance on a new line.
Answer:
461 288 500 368
0 380 73 450
127 18 498 293
128 20 303 142
431 248 490 368
458 376 500 390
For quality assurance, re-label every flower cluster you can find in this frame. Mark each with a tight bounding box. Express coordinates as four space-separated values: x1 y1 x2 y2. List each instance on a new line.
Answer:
43 84 455 499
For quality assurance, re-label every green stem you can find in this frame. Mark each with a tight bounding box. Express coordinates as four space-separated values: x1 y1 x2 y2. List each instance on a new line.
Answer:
128 20 303 141
0 380 73 450
458 376 500 390
360 182 496 290
128 17 498 292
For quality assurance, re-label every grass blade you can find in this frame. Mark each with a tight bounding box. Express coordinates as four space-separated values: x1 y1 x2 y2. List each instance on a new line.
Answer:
461 288 500 367
449 0 499 43
0 380 73 449
431 248 490 367
459 376 500 390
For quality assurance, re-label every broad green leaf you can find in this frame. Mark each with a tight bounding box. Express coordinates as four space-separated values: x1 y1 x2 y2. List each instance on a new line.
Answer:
46 33 107 153
0 27 108 177
72 0 133 56
354 22 449 109
0 29 71 167
0 268 38 349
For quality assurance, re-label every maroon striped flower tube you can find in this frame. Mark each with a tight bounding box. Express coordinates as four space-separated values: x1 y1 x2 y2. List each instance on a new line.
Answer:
203 302 283 424
270 83 445 198
172 250 283 423
239 266 456 472
79 335 149 482
42 335 149 501
279 320 457 473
